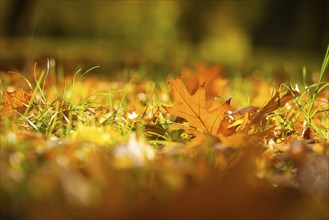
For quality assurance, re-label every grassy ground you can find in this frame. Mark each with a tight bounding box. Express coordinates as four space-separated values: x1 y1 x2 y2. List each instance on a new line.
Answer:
0 47 328 219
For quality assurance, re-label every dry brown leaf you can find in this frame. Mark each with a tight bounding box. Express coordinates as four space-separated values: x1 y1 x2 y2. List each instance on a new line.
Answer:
302 127 315 140
252 89 300 124
163 75 230 136
1 88 31 115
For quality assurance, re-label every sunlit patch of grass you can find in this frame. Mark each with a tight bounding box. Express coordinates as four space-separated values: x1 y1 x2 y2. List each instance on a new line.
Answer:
1 62 133 140
286 46 329 140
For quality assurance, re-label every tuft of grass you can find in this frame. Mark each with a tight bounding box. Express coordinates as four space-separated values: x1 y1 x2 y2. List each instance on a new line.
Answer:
3 62 130 140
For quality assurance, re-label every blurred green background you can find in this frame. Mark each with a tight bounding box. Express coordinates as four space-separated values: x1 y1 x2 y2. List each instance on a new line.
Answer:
0 0 328 74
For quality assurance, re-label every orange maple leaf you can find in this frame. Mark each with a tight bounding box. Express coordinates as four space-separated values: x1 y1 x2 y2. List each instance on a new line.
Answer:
1 88 31 115
164 75 230 136
181 63 228 99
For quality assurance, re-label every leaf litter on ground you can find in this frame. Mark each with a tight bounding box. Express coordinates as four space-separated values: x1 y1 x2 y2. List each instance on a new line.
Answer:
0 50 328 219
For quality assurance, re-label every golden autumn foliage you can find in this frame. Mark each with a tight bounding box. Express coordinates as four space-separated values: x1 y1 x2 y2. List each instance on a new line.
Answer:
0 58 328 220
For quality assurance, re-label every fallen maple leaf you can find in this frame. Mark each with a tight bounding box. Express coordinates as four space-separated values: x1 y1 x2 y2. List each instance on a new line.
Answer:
181 63 228 99
0 88 31 115
164 75 230 137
